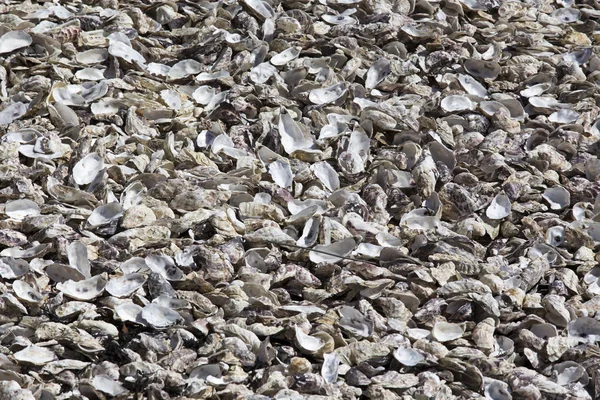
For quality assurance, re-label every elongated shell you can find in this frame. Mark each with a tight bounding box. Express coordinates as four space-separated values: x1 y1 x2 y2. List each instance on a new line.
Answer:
365 58 391 90
312 161 340 192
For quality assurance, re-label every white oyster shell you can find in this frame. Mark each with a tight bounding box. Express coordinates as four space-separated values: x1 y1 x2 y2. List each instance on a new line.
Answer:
295 327 324 353
12 280 43 303
105 273 146 297
309 83 348 105
278 108 314 154
73 154 105 185
5 199 40 221
268 159 293 189
441 95 475 113
486 194 511 220
141 303 182 329
542 186 570 210
87 203 123 227
0 258 29 279
393 347 424 366
309 238 356 263
108 41 146 65
56 275 107 300
432 322 464 342
0 31 32 54
312 161 340 192
14 345 56 365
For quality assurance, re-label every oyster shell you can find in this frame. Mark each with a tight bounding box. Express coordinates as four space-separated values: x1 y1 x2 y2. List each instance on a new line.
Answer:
72 153 104 185
5 200 40 221
14 345 56 366
1 0 599 397
56 275 107 301
105 273 146 297
141 303 183 329
0 31 32 54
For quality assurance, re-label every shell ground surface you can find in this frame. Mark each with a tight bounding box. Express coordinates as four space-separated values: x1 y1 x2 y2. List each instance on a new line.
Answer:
0 0 599 399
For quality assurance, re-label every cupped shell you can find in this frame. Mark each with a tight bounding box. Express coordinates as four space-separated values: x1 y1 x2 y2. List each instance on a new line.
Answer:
140 303 182 329
105 273 146 297
56 275 107 300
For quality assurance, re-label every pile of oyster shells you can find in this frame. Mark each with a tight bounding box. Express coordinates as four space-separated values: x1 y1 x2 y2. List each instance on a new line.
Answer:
2 0 600 398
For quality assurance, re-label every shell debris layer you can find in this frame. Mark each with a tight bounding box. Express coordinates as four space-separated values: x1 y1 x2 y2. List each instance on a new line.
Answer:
0 0 599 399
